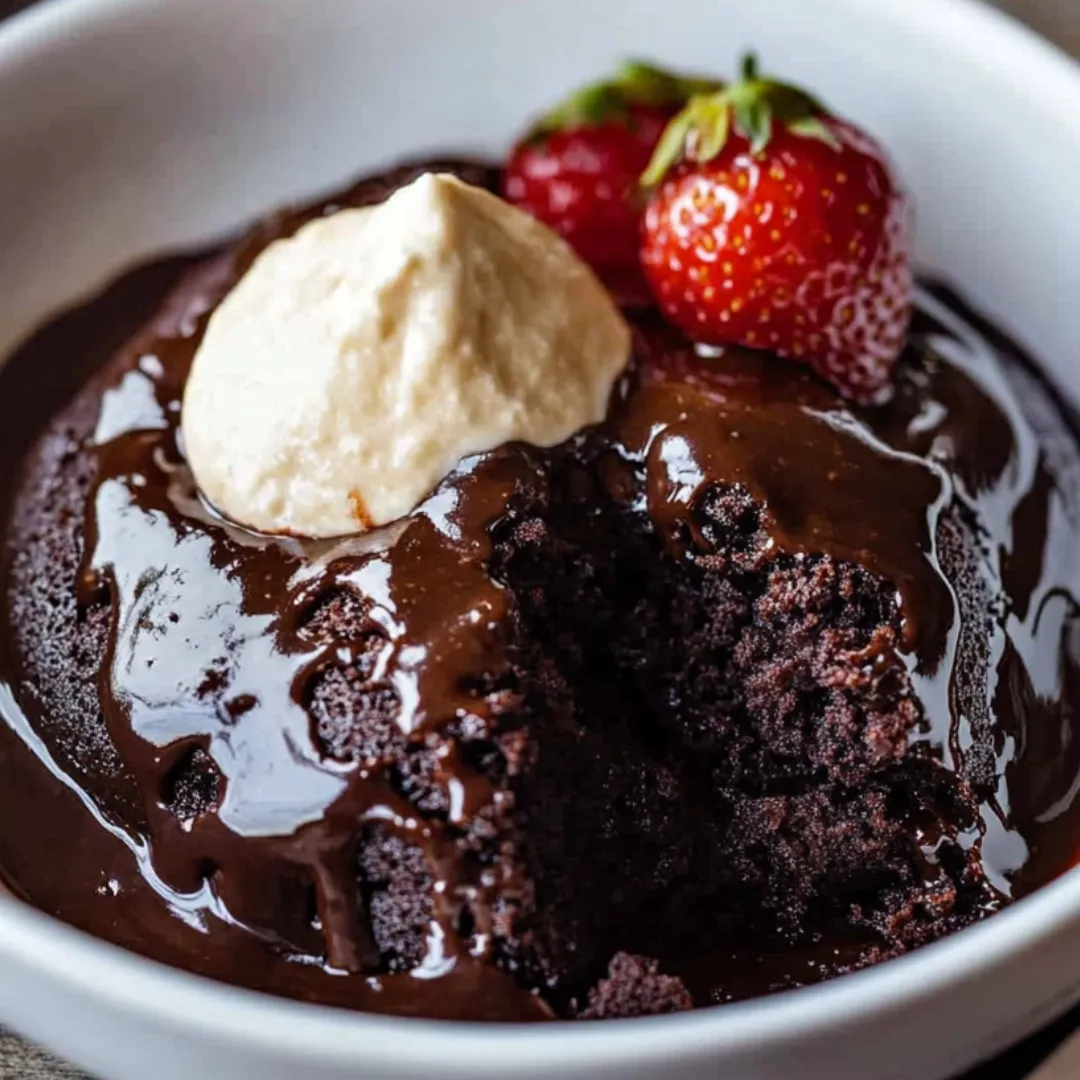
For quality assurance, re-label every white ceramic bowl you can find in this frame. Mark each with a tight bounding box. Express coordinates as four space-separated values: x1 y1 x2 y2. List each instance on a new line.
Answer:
2 1 1080 1077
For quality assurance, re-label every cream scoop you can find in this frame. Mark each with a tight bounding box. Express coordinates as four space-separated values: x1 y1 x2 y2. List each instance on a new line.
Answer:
181 172 631 538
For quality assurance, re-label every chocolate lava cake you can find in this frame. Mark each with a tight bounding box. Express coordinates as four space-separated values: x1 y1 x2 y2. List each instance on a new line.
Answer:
2 160 1080 1021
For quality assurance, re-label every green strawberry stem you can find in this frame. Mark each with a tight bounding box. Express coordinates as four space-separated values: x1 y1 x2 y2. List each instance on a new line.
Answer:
531 60 723 138
641 52 839 187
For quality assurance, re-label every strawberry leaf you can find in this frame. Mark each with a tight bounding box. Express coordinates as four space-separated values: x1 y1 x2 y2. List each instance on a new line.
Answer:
735 95 773 156
787 115 843 151
532 60 722 139
536 83 628 134
694 96 731 162
641 106 699 187
614 59 721 107
640 52 836 184
768 82 825 121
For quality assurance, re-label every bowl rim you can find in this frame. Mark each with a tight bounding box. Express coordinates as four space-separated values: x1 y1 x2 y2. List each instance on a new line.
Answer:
3 0 1080 1072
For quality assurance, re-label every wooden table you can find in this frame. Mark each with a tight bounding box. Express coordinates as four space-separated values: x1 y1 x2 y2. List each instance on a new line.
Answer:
0 0 1077 1076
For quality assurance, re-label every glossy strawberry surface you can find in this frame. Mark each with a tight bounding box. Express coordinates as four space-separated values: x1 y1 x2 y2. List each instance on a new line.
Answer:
504 104 671 301
640 60 913 402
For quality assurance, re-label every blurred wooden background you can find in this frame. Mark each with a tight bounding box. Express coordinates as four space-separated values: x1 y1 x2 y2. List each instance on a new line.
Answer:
999 0 1080 51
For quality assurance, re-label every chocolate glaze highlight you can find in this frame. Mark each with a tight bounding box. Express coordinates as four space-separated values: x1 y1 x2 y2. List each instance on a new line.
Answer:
2 160 1080 1020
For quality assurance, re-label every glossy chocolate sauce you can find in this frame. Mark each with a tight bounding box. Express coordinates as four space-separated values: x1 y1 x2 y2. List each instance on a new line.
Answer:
1 160 1080 1020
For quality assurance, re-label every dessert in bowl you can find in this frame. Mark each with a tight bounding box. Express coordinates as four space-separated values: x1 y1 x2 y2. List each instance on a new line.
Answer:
4 0 1080 1077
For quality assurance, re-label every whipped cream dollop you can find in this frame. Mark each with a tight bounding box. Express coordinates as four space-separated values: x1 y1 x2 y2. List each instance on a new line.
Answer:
182 173 631 538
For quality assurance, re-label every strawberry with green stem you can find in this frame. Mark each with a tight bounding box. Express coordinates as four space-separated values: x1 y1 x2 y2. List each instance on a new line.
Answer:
640 54 913 403
503 60 720 303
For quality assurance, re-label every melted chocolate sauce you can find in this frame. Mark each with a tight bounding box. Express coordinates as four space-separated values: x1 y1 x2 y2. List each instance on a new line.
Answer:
1 160 1079 1021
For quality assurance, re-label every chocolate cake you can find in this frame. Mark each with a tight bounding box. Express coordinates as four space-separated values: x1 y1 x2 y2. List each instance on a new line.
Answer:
2 160 1080 1021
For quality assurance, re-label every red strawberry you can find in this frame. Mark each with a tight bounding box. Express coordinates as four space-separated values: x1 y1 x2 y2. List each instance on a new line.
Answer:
639 55 913 403
504 61 720 304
